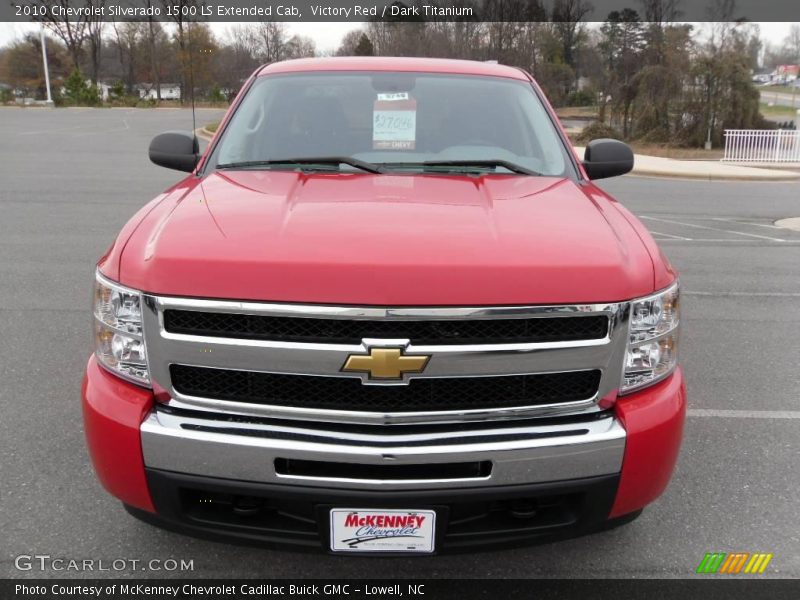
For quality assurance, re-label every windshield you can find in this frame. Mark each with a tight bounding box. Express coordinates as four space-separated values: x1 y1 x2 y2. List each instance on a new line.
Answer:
208 72 573 177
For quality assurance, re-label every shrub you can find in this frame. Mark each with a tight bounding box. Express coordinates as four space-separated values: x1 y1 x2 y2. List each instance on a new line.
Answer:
63 69 99 106
566 89 596 107
109 81 125 100
207 85 226 103
576 121 624 143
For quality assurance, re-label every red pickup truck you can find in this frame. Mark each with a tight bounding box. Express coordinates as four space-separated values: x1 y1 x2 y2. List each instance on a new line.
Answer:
83 57 684 554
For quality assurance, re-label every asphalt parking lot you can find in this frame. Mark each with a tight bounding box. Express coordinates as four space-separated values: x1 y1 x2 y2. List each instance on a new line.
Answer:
1 108 798 579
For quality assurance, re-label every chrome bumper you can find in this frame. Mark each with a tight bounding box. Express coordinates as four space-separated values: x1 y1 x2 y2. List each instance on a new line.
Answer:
140 409 626 491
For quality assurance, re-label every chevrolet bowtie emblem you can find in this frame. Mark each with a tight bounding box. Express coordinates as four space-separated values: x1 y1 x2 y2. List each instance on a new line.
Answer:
342 347 430 380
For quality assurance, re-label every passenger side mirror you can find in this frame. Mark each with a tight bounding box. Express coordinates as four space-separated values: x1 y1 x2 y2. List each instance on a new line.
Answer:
149 131 199 173
582 139 634 180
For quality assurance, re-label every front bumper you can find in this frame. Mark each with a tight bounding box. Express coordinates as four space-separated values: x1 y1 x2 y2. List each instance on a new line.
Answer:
82 357 685 551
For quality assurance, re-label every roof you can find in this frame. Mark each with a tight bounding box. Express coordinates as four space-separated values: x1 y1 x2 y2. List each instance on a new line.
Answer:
258 57 530 81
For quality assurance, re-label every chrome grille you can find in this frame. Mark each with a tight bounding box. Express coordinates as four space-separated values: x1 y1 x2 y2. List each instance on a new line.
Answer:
142 296 630 425
163 309 609 345
170 365 602 412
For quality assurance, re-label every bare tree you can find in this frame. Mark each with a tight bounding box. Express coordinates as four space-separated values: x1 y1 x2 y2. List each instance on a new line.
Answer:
551 0 593 71
29 0 89 71
161 0 199 102
111 21 143 93
145 1 164 100
85 1 105 84
337 29 366 56
784 24 800 63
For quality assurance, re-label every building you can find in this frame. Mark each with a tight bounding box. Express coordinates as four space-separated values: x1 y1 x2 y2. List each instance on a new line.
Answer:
137 83 181 101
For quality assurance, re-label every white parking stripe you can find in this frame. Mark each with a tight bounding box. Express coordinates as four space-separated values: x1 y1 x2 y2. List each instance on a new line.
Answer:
641 215 787 242
710 217 786 230
658 239 800 244
688 409 800 419
685 291 800 297
649 230 693 240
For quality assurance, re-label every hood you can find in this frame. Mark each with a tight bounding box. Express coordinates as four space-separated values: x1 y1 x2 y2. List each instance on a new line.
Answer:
118 171 655 305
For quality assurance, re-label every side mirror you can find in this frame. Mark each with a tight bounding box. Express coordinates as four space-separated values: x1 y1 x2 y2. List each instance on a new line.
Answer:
149 131 199 172
582 138 634 180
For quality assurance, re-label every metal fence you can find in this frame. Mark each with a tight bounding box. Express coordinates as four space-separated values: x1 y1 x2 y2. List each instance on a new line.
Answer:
723 129 800 163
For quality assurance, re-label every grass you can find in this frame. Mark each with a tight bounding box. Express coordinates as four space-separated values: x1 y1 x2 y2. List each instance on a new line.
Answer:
627 143 724 160
205 121 220 133
759 103 799 118
758 85 800 96
555 106 599 119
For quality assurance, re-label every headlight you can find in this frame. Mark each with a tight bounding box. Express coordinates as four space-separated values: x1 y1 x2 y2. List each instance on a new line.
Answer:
621 281 680 393
93 272 150 386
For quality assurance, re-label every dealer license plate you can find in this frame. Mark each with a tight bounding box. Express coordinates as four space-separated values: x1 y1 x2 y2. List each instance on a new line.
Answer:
329 509 436 553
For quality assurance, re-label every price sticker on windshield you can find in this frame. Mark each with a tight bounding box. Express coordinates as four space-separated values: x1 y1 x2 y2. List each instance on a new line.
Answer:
373 93 417 150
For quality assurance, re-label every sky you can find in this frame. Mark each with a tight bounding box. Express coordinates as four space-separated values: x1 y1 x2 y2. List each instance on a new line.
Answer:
0 21 796 56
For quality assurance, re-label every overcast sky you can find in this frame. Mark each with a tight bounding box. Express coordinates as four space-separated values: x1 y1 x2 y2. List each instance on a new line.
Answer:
0 21 796 56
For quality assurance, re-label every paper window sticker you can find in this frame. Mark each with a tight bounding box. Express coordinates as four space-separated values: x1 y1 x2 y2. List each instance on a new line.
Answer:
373 94 417 150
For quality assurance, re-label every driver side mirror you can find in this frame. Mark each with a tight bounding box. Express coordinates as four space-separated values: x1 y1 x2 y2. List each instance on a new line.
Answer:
149 131 199 173
582 139 634 180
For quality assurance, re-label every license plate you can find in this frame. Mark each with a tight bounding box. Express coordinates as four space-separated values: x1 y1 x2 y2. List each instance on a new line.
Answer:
330 509 436 553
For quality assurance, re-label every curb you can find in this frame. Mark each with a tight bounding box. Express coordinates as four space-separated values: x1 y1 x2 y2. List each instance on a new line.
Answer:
628 168 800 182
775 217 800 232
196 127 215 141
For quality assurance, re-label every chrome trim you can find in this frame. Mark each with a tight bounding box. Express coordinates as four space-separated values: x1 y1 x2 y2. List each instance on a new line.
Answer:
154 296 620 320
142 295 630 425
166 388 600 426
140 409 626 490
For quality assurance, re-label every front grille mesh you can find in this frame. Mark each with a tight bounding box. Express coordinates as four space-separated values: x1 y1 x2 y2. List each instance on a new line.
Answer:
164 310 609 345
170 365 601 412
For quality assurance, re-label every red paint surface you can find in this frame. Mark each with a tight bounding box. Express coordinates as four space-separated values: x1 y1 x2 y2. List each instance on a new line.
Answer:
611 368 686 518
115 173 657 305
82 356 155 512
257 56 531 81
86 58 684 518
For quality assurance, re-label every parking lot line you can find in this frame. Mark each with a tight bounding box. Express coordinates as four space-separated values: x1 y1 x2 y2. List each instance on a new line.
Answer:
688 409 800 419
649 230 693 240
685 290 800 297
658 239 800 244
710 217 786 230
641 215 787 242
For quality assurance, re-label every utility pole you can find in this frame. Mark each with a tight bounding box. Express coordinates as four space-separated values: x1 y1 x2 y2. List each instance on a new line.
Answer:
40 25 53 106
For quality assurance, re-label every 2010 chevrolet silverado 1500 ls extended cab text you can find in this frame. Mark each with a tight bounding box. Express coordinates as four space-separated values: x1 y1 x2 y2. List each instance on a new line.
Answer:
83 57 685 554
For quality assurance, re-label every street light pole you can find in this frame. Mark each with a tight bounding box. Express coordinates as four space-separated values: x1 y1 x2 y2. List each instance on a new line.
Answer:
40 25 53 105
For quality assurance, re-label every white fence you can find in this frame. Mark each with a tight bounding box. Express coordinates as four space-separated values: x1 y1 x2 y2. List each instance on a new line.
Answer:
723 129 800 163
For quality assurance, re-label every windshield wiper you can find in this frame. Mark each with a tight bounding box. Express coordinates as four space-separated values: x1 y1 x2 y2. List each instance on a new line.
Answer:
216 157 384 174
382 160 541 176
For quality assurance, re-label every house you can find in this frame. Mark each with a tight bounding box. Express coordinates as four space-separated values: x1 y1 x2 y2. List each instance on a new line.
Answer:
95 81 113 102
137 83 181 101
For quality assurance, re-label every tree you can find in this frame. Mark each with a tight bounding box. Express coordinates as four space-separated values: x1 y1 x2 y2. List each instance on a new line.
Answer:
64 68 99 105
284 35 316 59
354 34 374 56
29 0 89 71
598 9 645 133
3 32 68 99
110 21 142 93
145 2 166 100
174 23 218 99
784 24 800 63
336 29 366 56
162 0 199 102
85 2 105 84
551 0 593 72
